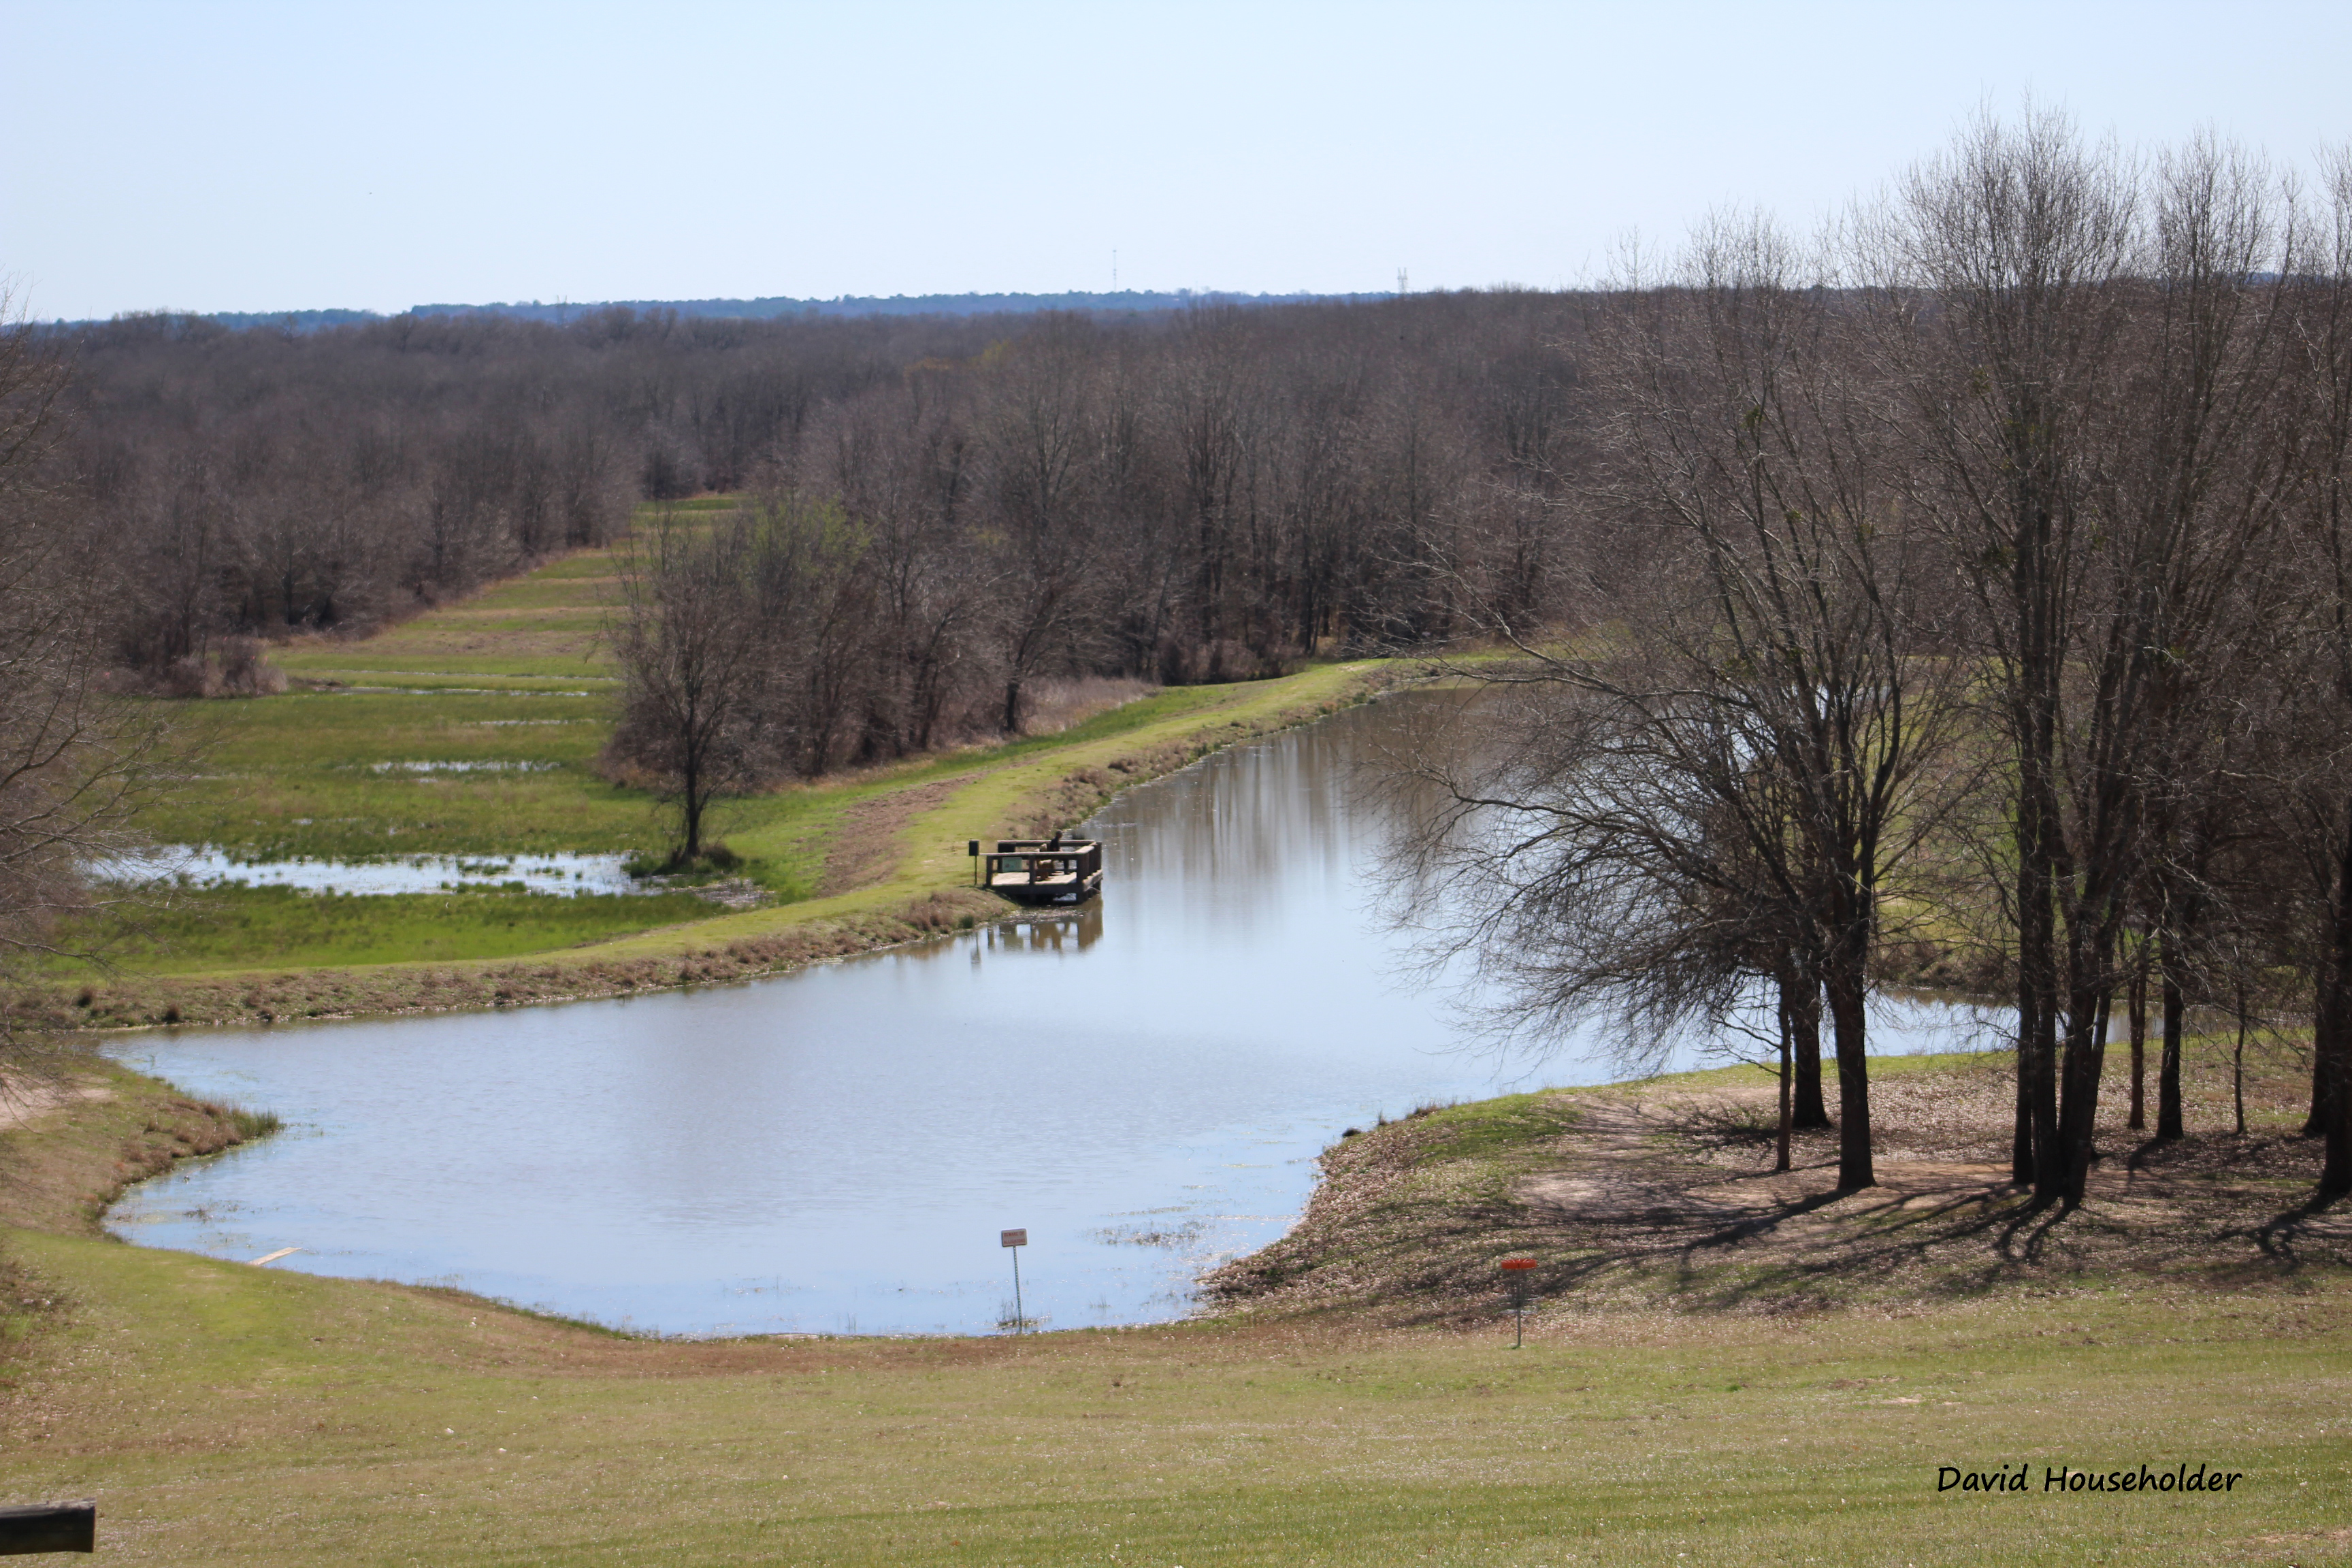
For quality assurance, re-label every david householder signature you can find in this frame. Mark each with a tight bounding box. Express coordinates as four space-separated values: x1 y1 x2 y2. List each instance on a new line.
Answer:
1939 1463 2244 1495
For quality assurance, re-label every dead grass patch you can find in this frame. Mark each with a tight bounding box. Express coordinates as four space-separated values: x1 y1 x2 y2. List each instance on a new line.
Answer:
817 778 966 896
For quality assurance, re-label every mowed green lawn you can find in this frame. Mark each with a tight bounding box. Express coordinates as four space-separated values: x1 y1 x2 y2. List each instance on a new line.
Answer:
2 1226 2345 1566
154 504 658 860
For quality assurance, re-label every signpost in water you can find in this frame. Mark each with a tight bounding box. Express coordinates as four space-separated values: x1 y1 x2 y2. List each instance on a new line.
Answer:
1002 1229 1028 1334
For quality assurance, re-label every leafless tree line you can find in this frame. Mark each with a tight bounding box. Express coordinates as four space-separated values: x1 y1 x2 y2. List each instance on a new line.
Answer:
46 295 1584 708
0 297 167 1071
602 297 1591 843
1396 110 2352 1211
46 306 1009 683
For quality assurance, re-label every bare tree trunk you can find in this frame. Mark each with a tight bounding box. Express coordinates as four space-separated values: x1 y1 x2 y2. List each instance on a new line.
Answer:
1774 981 1794 1175
2129 956 2149 1132
2159 932 2187 1141
2056 971 2111 1209
2013 1012 2038 1184
2321 816 2352 1196
2055 982 2114 1206
1825 921 1875 1190
2308 812 2352 1149
2330 980 2352 1198
1790 974 1830 1131
2304 996 2337 1140
2023 713 2070 1203
2014 780 2057 1187
681 751 703 862
2234 983 2249 1138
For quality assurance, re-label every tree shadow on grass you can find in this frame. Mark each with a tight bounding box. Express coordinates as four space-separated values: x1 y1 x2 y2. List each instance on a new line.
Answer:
1219 1088 2351 1326
2251 1185 2352 1269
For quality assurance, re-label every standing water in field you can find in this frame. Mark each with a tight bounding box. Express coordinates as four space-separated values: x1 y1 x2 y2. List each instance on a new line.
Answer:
95 848 640 897
105 695 1993 1336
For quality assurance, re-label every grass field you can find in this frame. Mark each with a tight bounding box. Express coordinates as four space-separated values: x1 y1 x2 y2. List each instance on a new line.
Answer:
1 1060 2346 1565
142 689 640 861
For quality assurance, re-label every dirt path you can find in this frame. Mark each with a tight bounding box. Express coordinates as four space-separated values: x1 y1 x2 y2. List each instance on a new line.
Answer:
817 777 973 896
0 1080 111 1134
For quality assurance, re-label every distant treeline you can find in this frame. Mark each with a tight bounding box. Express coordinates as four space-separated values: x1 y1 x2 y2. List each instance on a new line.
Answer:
68 289 1395 336
412 289 1397 325
53 308 996 676
50 294 1584 698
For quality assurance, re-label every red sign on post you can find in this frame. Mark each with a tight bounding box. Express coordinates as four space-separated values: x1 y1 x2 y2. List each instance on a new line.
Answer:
1500 1257 1537 1271
1001 1229 1027 1249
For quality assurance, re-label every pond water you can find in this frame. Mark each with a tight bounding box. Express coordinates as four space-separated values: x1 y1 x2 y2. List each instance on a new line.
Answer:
103 696 1999 1337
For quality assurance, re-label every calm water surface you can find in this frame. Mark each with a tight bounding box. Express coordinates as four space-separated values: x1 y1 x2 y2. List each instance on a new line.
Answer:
105 696 1995 1335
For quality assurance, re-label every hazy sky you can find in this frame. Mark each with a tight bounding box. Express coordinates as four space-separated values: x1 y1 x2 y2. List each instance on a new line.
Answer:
3 1 2347 319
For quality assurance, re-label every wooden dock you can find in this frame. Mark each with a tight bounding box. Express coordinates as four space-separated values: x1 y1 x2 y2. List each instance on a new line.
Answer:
977 839 1105 906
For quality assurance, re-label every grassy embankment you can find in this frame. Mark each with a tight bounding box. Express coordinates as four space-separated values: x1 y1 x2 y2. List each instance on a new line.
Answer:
38 499 1393 1029
2 1045 2348 1564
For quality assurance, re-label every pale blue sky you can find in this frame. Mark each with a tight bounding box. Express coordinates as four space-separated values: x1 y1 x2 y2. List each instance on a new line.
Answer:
3 1 2347 319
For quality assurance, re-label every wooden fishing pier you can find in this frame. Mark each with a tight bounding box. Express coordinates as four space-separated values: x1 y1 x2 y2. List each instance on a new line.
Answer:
971 838 1105 906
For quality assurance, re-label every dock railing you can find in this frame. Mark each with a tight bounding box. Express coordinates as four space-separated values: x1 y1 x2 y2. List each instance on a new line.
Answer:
980 839 1102 899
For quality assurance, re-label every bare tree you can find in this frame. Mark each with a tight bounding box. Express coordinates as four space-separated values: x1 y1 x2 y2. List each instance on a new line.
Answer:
2278 145 2352 1198
1402 218 1967 1190
0 294 169 1065
976 318 1104 732
1876 108 2142 1207
1388 679 1827 1172
606 508 774 864
1885 117 2302 1207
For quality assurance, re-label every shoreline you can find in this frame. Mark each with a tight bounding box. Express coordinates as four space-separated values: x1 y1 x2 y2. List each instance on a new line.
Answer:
1204 1039 2346 1325
5 1000 2342 1563
35 1030 2345 1346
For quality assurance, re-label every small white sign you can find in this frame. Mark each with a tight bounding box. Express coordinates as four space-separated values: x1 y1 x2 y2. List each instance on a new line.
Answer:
1000 1228 1027 1248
